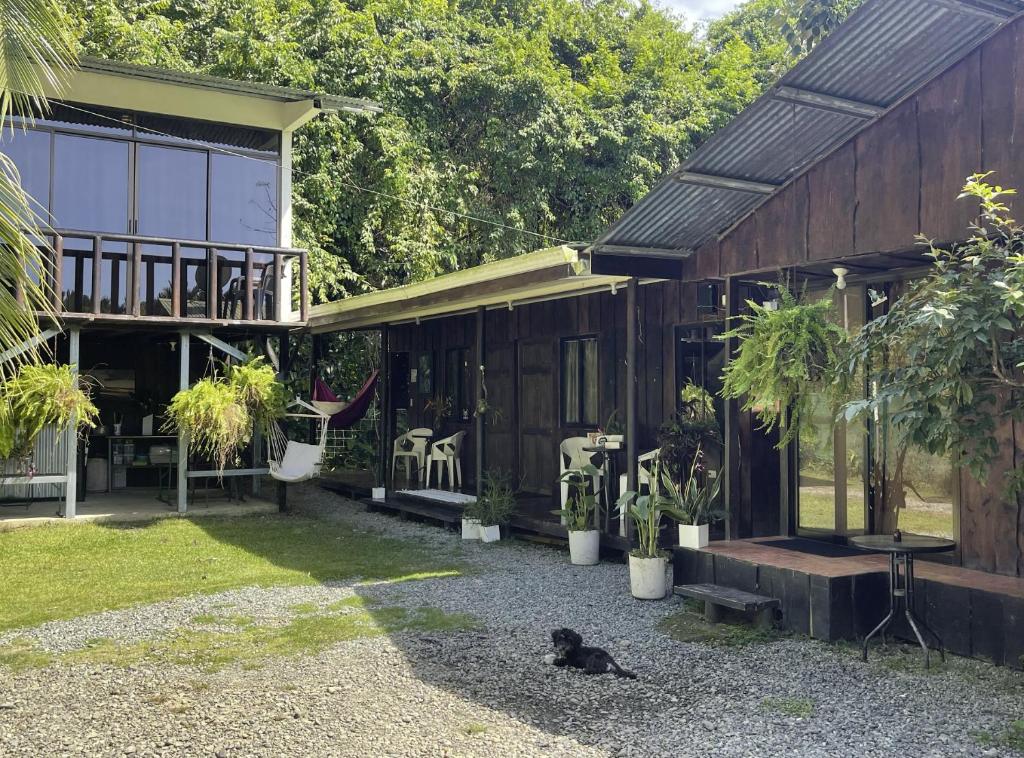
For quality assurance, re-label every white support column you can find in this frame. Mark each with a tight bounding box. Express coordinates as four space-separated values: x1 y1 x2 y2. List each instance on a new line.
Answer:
177 331 190 514
63 328 80 518
278 129 294 322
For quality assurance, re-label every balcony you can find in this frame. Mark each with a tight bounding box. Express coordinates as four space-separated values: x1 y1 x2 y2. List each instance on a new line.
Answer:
20 229 308 330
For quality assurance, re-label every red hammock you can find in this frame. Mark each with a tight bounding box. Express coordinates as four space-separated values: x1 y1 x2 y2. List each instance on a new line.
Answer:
313 370 380 429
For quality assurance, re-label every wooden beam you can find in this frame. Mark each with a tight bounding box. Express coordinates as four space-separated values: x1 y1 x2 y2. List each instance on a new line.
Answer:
62 329 81 518
0 328 59 367
625 278 638 543
195 332 247 362
475 305 485 497
177 331 190 514
131 240 142 317
378 326 390 489
675 171 778 195
723 276 741 540
299 252 309 323
594 244 692 259
772 85 884 119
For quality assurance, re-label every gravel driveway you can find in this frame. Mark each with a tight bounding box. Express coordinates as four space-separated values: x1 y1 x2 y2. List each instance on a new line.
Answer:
1 485 1021 757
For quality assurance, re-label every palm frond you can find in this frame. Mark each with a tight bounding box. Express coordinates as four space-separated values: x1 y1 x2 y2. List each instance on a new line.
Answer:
0 0 77 125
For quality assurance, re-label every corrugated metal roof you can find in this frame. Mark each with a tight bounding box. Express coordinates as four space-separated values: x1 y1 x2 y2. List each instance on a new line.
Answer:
77 56 382 115
594 0 1023 258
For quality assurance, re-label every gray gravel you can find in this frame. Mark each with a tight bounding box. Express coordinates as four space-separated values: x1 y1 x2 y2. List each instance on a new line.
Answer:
0 483 1021 757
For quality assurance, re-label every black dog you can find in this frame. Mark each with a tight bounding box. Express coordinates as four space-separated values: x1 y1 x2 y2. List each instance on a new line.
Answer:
548 627 636 679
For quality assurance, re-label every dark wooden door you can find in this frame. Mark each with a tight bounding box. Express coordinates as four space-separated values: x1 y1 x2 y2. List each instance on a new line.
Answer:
518 338 556 496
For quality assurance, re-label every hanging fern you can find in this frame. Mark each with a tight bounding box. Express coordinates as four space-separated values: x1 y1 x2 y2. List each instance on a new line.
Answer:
164 360 285 474
0 363 99 461
720 285 846 448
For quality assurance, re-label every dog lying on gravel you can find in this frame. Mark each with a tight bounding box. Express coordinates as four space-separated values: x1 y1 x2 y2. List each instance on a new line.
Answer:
545 627 636 679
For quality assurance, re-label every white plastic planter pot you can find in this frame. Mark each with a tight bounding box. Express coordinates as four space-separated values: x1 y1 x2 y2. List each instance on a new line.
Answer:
678 523 709 550
371 487 386 501
568 530 600 565
461 518 481 540
629 554 668 600
479 524 501 543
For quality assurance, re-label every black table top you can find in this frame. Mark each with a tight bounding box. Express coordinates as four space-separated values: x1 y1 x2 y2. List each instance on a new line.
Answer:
850 534 956 555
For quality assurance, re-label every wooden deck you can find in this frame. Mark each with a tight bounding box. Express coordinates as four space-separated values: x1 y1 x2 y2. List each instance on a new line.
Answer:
675 537 1024 668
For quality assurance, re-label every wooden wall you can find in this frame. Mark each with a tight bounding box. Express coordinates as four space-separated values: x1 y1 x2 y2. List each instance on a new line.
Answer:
690 17 1024 577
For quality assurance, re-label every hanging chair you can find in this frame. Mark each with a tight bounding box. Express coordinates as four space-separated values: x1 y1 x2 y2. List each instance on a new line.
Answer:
312 370 380 429
268 398 331 483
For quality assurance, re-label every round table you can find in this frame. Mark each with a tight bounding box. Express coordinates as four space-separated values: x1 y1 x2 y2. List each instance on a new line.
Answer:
850 534 955 668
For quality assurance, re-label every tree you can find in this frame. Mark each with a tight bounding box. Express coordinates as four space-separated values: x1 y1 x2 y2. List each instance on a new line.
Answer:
0 0 76 376
778 0 862 56
841 174 1024 497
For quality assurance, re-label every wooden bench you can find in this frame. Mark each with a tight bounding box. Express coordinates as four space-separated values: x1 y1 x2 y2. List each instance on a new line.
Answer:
674 583 780 630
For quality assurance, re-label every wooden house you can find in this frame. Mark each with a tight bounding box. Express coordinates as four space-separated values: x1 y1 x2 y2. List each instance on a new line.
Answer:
312 0 1024 667
0 57 378 521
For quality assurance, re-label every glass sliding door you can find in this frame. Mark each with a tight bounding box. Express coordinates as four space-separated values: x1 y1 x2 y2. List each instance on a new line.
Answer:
797 287 866 535
52 133 131 312
135 144 208 316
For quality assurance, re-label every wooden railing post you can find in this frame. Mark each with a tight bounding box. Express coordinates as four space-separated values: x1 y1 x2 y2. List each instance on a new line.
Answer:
51 235 63 311
244 247 254 321
274 254 284 321
171 242 182 318
91 235 102 315
130 239 142 317
207 247 218 320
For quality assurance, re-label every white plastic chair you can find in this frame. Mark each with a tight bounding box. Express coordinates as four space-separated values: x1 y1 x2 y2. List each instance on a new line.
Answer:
618 449 659 536
425 431 466 490
558 437 604 523
391 428 433 486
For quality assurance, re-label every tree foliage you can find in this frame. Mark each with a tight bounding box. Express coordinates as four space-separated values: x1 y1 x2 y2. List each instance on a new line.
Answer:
841 174 1024 496
67 0 796 305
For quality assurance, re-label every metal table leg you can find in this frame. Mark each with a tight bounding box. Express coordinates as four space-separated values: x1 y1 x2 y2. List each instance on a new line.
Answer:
862 552 897 661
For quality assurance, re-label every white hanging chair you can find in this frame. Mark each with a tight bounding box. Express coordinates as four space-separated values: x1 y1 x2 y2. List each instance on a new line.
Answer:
268 398 330 483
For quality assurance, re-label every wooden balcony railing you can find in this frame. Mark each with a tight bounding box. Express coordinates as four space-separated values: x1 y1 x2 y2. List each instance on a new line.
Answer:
19 229 308 327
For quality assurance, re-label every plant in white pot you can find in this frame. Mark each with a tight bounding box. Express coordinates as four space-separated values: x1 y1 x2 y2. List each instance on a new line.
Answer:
554 463 602 565
478 470 516 543
617 457 687 600
663 444 723 550
461 497 482 540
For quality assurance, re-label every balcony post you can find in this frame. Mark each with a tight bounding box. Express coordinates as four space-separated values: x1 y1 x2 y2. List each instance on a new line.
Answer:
131 240 142 317
274 254 284 322
177 331 190 514
244 247 254 321
51 235 63 311
62 328 80 519
207 248 218 320
171 242 181 318
92 236 102 315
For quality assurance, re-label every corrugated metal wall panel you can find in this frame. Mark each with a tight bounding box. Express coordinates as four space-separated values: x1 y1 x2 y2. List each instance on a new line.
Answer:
0 425 65 500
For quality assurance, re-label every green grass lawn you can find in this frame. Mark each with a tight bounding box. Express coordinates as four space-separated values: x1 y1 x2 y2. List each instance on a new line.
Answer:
0 514 464 632
798 490 953 538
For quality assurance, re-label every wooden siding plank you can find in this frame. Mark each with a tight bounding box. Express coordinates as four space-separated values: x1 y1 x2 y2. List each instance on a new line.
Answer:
720 215 758 273
981 19 1024 197
756 176 809 268
807 143 857 261
854 101 920 254
918 52 982 244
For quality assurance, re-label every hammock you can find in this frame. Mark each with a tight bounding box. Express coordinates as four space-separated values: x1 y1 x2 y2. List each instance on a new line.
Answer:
268 398 330 483
312 370 380 430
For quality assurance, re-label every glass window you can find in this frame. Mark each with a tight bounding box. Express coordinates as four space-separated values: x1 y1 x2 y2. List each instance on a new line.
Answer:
0 127 51 222
445 348 471 423
417 353 434 395
561 336 598 426
52 133 129 235
209 153 278 245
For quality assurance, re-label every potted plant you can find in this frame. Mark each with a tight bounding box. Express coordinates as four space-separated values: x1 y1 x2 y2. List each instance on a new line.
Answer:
617 457 688 600
0 363 99 471
477 470 515 543
598 410 625 449
662 444 723 549
658 383 721 486
461 497 482 540
554 463 601 565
